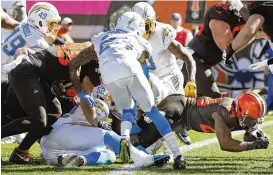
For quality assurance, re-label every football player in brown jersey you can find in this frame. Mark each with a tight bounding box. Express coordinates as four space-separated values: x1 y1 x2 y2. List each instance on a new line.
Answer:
130 92 269 153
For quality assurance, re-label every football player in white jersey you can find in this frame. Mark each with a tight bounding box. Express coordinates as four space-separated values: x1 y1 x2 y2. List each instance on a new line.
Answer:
132 2 197 99
92 12 186 170
41 100 170 167
132 1 195 148
1 0 27 40
1 2 61 81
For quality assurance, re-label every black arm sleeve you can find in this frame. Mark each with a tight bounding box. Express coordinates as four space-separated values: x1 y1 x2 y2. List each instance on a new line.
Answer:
53 37 66 45
268 58 273 65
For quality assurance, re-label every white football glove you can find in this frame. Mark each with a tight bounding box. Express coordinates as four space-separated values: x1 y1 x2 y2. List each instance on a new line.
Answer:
249 60 268 71
228 0 244 12
269 64 273 74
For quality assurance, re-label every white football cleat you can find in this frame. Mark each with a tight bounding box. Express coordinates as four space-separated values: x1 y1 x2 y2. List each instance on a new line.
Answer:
2 136 16 144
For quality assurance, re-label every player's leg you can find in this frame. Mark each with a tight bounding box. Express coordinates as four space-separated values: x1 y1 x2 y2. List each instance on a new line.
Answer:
195 55 221 98
129 72 186 169
58 148 116 166
8 80 61 164
104 77 135 163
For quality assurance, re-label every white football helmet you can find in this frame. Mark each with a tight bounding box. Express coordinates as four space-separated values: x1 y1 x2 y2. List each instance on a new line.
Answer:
27 2 61 34
115 11 145 37
132 2 156 33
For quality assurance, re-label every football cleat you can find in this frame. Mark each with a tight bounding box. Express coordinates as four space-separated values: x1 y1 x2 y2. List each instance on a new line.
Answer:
179 136 192 145
57 154 84 167
2 136 17 144
14 133 26 144
9 148 37 164
173 155 186 170
153 154 170 167
119 138 130 163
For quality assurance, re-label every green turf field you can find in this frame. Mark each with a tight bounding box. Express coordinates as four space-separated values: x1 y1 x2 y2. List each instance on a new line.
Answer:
2 115 273 175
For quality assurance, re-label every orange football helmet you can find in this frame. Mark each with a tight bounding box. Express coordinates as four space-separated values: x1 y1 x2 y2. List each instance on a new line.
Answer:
235 91 266 128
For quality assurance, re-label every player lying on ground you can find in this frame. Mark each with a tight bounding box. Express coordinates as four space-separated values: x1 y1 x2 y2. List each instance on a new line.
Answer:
223 0 273 72
41 100 170 167
128 92 269 153
92 11 186 170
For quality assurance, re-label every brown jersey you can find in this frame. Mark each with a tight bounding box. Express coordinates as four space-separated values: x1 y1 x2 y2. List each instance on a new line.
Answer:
188 2 245 66
28 42 99 86
158 94 243 133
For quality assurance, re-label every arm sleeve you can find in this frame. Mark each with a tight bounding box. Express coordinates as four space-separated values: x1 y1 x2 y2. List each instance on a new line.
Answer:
162 25 177 49
53 37 66 45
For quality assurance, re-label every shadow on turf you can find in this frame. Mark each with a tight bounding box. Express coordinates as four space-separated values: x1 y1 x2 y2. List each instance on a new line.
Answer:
2 157 272 174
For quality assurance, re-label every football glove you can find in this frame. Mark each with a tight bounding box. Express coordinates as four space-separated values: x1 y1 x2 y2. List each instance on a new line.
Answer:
174 125 191 145
98 121 112 131
184 81 197 98
222 43 235 65
249 60 268 71
252 138 269 149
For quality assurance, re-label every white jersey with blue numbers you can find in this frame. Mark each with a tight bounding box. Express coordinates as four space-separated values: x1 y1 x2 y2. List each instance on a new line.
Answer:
92 30 152 84
1 23 49 80
1 0 26 41
148 22 180 78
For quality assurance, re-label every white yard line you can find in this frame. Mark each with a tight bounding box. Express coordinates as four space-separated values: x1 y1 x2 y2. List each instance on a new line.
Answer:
106 120 273 175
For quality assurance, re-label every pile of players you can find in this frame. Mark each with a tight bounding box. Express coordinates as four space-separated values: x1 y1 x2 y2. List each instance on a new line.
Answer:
1 0 272 170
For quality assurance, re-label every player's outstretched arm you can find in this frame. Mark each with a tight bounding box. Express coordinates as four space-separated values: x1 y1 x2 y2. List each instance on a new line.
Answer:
213 112 249 152
68 44 97 93
231 14 265 52
213 112 269 152
168 40 196 82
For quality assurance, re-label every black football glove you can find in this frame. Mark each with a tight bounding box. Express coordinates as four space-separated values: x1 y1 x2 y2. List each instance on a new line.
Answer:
253 137 269 149
98 121 112 131
174 125 191 145
222 43 235 65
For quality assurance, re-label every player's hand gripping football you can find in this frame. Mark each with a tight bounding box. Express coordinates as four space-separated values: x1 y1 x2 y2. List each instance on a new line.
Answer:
249 60 269 71
184 81 197 98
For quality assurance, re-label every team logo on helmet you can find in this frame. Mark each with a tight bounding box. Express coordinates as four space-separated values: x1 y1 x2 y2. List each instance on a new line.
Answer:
30 5 50 14
128 15 137 25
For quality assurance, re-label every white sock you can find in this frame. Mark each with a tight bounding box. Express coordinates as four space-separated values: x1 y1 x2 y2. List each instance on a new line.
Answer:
163 132 181 158
146 138 163 155
120 121 132 138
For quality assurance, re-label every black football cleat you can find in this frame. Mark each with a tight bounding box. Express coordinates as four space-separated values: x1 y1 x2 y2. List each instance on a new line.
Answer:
173 155 186 170
9 148 38 165
153 154 170 167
